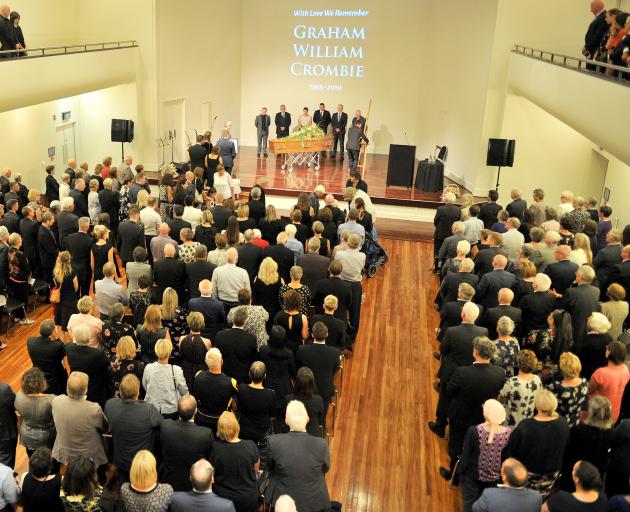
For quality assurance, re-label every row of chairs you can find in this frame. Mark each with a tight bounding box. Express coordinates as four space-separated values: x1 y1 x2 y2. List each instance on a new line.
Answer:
1 279 50 339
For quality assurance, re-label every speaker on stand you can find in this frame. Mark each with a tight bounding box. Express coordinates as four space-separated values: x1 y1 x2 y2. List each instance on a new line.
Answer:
111 119 135 162
486 138 515 191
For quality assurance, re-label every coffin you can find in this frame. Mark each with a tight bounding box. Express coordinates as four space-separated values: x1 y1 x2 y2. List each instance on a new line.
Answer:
269 135 334 154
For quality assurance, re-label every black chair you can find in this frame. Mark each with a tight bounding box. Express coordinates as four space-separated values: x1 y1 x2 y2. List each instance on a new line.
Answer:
29 279 50 312
3 298 26 339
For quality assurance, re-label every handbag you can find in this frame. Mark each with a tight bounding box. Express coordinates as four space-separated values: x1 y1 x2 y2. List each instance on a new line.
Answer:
50 275 62 304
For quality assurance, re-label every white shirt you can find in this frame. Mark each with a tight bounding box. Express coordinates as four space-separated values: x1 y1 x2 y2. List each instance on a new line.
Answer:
557 202 573 217
59 182 70 202
140 206 161 236
182 206 203 231
502 229 525 262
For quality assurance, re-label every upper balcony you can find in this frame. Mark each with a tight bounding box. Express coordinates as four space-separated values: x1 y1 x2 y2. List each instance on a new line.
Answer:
508 46 630 166
0 41 138 112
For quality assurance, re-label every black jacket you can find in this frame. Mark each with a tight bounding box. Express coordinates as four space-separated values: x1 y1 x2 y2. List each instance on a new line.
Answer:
236 243 263 282
594 244 622 291
474 247 505 277
433 204 461 240
506 198 527 221
97 189 120 227
545 259 579 295
69 189 89 218
561 284 601 341
519 291 557 334
478 202 503 228
310 314 347 349
116 220 145 263
264 244 295 283
274 111 292 136
214 328 258 384
154 257 187 299
330 111 348 133
313 276 352 321
313 109 332 130
296 253 330 296
585 10 609 56
247 200 266 223
45 175 60 203
481 304 522 338
186 260 216 299
438 323 489 382
474 269 517 309
296 343 340 401
57 210 79 248
575 332 611 381
0 16 17 58
19 217 39 261
608 260 630 299
166 218 192 244
64 231 94 282
65 343 110 405
27 336 68 395
37 225 59 269
188 144 208 170
439 272 479 303
438 302 484 341
2 211 19 234
210 205 233 231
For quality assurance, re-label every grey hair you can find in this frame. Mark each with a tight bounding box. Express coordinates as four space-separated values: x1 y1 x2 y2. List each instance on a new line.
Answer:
497 316 515 336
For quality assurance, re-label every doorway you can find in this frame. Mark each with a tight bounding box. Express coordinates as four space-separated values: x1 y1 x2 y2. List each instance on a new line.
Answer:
586 149 609 203
162 99 186 163
56 123 76 164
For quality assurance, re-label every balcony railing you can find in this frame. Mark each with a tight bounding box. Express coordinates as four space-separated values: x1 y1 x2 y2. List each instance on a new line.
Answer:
512 44 630 86
0 40 138 60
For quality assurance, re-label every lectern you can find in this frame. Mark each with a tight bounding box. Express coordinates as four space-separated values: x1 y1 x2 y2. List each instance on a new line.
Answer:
386 144 416 188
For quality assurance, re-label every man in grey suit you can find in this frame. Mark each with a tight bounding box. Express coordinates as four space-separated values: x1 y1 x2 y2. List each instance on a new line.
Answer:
330 104 348 159
352 109 366 131
216 130 237 173
346 124 369 171
170 459 236 512
255 107 271 158
472 458 541 512
265 401 330 512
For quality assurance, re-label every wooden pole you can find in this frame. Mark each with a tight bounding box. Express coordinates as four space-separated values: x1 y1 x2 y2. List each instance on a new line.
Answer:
357 98 372 177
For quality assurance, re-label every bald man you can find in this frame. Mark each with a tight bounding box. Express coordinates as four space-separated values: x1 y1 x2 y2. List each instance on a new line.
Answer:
0 5 19 59
474 255 516 310
211 248 250 315
544 244 579 295
480 287 522 337
583 0 608 65
170 459 235 511
153 242 186 299
472 458 541 511
65 159 77 181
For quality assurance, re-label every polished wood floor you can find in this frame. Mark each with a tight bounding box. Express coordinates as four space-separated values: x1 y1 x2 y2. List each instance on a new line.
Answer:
0 239 461 511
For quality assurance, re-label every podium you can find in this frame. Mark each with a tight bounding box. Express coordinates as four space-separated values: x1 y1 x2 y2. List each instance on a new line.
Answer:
386 144 416 187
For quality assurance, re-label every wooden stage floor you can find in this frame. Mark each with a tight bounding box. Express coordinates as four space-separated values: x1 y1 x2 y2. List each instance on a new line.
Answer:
0 239 460 511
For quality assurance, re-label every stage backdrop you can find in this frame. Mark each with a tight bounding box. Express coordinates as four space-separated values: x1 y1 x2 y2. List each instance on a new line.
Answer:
239 0 422 155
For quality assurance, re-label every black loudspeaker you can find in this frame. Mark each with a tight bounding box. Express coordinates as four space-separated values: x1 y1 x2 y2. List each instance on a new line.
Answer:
386 144 416 187
486 138 515 167
111 119 135 143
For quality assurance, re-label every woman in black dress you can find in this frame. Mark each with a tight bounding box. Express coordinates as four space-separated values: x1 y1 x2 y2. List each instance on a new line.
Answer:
136 305 170 365
283 367 325 437
295 192 314 228
309 221 331 257
210 411 260 512
545 461 608 512
195 210 218 251
19 447 64 512
52 251 78 336
9 11 26 58
345 169 368 193
355 197 373 235
258 326 296 403
317 208 338 248
252 257 284 330
8 234 34 324
204 145 222 188
179 312 211 390
258 205 283 245
100 303 136 358
273 290 308 354
173 176 188 206
90 224 114 284
236 204 256 233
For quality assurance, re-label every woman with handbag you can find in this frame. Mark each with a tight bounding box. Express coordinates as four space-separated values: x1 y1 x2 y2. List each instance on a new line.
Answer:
52 251 79 339
142 338 188 419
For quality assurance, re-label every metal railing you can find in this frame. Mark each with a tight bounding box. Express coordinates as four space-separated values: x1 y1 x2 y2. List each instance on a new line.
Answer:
512 44 630 86
0 40 138 59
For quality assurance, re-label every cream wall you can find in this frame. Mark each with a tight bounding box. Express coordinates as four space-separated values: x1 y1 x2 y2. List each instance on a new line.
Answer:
9 0 80 47
601 153 630 228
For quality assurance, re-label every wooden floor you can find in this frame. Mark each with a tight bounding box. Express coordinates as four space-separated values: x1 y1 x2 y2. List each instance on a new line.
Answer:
0 239 461 511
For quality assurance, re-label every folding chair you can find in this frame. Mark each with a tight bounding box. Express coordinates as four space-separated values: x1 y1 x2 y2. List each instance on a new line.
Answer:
3 298 26 339
29 279 51 312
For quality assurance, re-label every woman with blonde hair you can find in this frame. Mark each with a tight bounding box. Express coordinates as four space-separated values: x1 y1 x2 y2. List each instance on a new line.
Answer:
109 335 144 398
195 209 218 251
210 411 260 512
459 399 512 510
253 257 283 328
160 287 188 341
136 305 170 364
179 312 211 390
121 450 173 511
90 224 114 284
279 266 311 316
136 188 149 210
87 179 101 223
570 233 593 266
258 204 283 244
460 193 474 220
506 390 570 487
441 239 471 277
601 282 629 341
26 189 44 222
547 352 589 427
52 251 79 335
142 339 188 418
236 203 256 232
308 220 331 257
177 227 200 263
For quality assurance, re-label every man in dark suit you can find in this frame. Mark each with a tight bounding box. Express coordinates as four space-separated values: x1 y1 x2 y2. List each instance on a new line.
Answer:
214 309 258 384
65 325 110 405
310 295 348 349
247 187 265 223
481 288 522 337
434 190 464 269
274 104 291 138
98 178 120 232
437 283 483 341
313 102 331 133
0 6 18 59
57 198 79 248
116 207 145 267
189 279 227 340
545 245 579 294
170 459 235 511
478 189 503 228
186 246 216 300
441 337 505 480
19 205 39 270
154 243 187 300
161 395 214 493
438 257 478 304
474 255 516 310
264 232 295 283
429 303 488 438
313 259 352 321
296 322 340 411
330 104 348 159
346 124 368 171
167 205 192 245
188 134 209 173
607 244 630 299
3 181 21 208
64 217 94 297
27 319 67 395
297 238 330 296
69 178 89 218
210 195 232 231
594 228 622 296
505 188 527 221
236 230 263 282
64 159 77 182
0 380 17 468
37 212 59 285
2 199 19 234
561 265 601 340
255 107 272 158
583 1 608 63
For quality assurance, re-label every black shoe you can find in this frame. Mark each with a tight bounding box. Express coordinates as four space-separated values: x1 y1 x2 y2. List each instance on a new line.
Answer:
439 467 452 481
428 421 445 438
331 153 336 158
433 352 441 361
432 382 440 392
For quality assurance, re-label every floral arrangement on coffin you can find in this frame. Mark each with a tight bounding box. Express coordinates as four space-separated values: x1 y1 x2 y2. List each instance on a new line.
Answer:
160 162 178 175
286 125 326 141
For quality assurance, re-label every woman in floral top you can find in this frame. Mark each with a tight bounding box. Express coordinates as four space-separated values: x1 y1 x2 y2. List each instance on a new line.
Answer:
227 288 270 348
109 336 145 398
100 303 136 358
177 228 200 264
546 352 589 427
279 266 311 317
492 316 520 378
499 349 543 427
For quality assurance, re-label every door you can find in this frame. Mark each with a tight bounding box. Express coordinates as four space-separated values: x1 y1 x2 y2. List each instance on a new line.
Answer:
56 123 76 164
586 149 609 203
162 99 186 163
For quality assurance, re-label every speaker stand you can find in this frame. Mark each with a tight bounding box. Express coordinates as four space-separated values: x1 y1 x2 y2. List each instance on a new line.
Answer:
495 166 502 192
120 142 125 163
